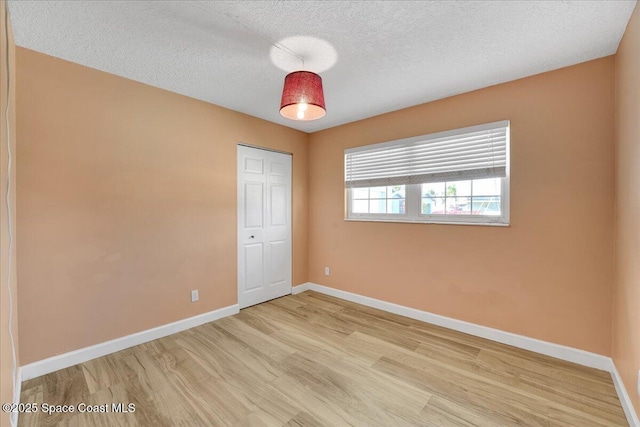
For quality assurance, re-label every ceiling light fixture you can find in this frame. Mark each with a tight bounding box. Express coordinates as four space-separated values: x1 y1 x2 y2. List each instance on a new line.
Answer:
279 70 326 121
204 9 329 122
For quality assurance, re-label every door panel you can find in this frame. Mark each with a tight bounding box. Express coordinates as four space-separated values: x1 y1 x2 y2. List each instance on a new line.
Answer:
269 240 287 285
244 157 264 174
270 185 286 226
270 160 286 176
244 244 264 290
238 145 292 309
244 183 263 227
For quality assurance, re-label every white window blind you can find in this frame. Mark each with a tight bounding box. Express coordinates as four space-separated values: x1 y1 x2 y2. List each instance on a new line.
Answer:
345 120 509 188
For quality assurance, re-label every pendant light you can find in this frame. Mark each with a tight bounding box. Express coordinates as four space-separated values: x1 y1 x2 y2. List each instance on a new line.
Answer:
279 71 326 121
204 9 331 122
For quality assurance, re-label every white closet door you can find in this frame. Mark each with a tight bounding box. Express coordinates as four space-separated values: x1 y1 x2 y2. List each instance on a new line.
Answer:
237 145 292 309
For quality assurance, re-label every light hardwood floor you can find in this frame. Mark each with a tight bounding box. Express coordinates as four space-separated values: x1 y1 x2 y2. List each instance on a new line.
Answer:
19 291 627 426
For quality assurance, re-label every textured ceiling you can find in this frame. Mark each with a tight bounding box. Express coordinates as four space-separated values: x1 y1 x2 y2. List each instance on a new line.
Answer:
8 1 637 133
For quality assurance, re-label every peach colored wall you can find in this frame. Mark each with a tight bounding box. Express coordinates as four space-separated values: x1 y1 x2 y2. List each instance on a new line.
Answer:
309 57 615 356
16 48 308 365
614 2 640 415
0 3 18 426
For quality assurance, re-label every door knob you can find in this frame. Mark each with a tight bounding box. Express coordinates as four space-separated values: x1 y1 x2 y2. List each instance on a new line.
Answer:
250 235 255 239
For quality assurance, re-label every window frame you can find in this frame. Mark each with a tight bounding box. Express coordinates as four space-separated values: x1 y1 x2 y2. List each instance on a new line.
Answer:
345 122 510 226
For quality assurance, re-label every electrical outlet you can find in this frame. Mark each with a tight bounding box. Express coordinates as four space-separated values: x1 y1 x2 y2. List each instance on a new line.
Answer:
191 290 199 302
324 267 330 276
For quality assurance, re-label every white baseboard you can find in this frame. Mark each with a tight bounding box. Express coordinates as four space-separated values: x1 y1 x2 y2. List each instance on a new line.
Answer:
292 282 311 294
610 361 640 427
302 282 639 426
10 367 22 426
304 283 611 370
21 304 239 381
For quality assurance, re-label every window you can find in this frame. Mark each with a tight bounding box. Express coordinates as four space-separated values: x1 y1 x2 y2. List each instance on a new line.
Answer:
345 121 510 225
352 186 406 215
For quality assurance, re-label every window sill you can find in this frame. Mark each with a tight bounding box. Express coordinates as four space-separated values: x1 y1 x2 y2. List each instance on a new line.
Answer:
345 218 510 227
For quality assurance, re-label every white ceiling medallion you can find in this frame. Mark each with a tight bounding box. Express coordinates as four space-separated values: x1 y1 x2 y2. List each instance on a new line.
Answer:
270 36 338 73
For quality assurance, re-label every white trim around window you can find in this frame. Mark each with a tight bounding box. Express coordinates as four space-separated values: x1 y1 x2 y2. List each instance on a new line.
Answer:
345 120 510 226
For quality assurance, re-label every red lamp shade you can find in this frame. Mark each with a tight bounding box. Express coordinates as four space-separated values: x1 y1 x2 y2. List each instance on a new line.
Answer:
279 71 326 121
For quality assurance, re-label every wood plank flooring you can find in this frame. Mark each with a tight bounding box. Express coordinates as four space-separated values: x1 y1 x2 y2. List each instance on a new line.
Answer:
19 291 628 426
